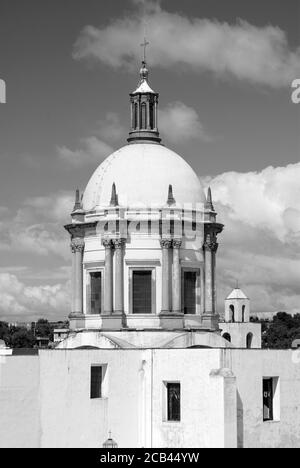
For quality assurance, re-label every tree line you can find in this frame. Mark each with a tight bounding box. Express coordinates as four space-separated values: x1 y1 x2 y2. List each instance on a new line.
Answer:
0 319 68 349
251 312 300 349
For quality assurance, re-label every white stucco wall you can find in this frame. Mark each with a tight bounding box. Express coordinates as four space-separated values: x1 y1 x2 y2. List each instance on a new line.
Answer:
0 356 40 448
0 348 300 448
221 349 300 448
220 323 262 349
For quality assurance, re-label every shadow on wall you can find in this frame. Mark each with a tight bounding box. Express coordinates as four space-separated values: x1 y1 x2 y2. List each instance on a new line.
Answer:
237 391 244 449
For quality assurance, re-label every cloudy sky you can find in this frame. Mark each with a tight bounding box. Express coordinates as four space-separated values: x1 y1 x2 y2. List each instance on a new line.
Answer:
0 0 299 321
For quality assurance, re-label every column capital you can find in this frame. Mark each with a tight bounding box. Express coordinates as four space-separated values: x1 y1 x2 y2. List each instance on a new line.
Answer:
160 238 172 249
173 239 182 249
102 238 113 249
71 240 85 254
112 238 126 250
203 234 218 253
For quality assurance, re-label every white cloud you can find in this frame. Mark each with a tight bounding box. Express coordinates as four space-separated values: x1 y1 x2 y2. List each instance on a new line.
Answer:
58 136 113 167
73 1 300 88
0 192 73 259
159 102 210 143
0 273 70 321
206 162 300 315
210 162 300 242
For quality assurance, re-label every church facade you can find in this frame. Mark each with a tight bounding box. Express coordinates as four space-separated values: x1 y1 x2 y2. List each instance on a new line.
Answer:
0 61 300 449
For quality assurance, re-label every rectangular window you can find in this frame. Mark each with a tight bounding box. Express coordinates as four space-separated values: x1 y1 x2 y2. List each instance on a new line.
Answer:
133 270 152 314
263 377 280 422
90 272 102 315
90 366 102 399
263 378 273 421
167 382 181 422
183 271 197 315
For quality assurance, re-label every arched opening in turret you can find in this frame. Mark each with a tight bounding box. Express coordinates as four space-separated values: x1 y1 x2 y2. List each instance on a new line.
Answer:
246 333 253 349
141 102 147 129
242 305 246 322
230 304 235 323
223 333 231 343
134 103 138 129
149 102 154 128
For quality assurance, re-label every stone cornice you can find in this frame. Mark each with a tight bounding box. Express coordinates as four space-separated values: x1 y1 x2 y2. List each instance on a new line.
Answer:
64 222 98 239
204 222 224 236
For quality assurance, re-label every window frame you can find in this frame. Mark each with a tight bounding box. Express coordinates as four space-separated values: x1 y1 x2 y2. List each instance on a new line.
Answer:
181 267 201 315
89 271 103 316
128 266 156 315
163 381 181 423
90 364 108 400
263 377 280 422
84 266 105 316
90 365 102 399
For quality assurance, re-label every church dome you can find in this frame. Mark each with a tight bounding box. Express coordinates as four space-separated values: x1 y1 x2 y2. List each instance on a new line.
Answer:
82 143 205 211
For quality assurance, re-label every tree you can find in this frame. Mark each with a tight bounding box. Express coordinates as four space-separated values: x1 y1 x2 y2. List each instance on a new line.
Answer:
262 312 300 349
34 319 53 341
10 329 36 349
0 322 10 346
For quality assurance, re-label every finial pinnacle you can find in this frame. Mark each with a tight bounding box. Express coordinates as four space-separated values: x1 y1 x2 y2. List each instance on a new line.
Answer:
73 188 82 211
140 37 150 64
110 183 119 207
167 184 176 206
139 38 150 83
205 187 215 211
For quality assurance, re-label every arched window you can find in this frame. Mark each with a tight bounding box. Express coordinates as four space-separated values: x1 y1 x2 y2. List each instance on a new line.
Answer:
141 102 147 129
230 305 235 323
134 103 138 129
246 333 253 349
149 102 154 129
223 333 231 343
242 305 246 322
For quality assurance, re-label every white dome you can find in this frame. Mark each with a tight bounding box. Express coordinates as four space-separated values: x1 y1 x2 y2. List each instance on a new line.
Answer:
82 143 205 211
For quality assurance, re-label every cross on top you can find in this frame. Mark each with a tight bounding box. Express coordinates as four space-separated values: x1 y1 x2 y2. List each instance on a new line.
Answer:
140 37 150 63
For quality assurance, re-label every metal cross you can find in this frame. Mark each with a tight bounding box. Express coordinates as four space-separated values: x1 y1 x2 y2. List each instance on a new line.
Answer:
140 37 150 63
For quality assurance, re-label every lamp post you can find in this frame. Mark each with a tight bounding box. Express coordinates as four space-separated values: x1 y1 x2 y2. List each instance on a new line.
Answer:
102 431 118 449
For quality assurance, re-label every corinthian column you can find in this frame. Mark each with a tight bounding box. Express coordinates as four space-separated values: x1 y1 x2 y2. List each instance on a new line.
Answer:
172 239 182 314
113 238 125 315
203 233 218 327
160 239 172 314
103 238 113 315
71 240 84 315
